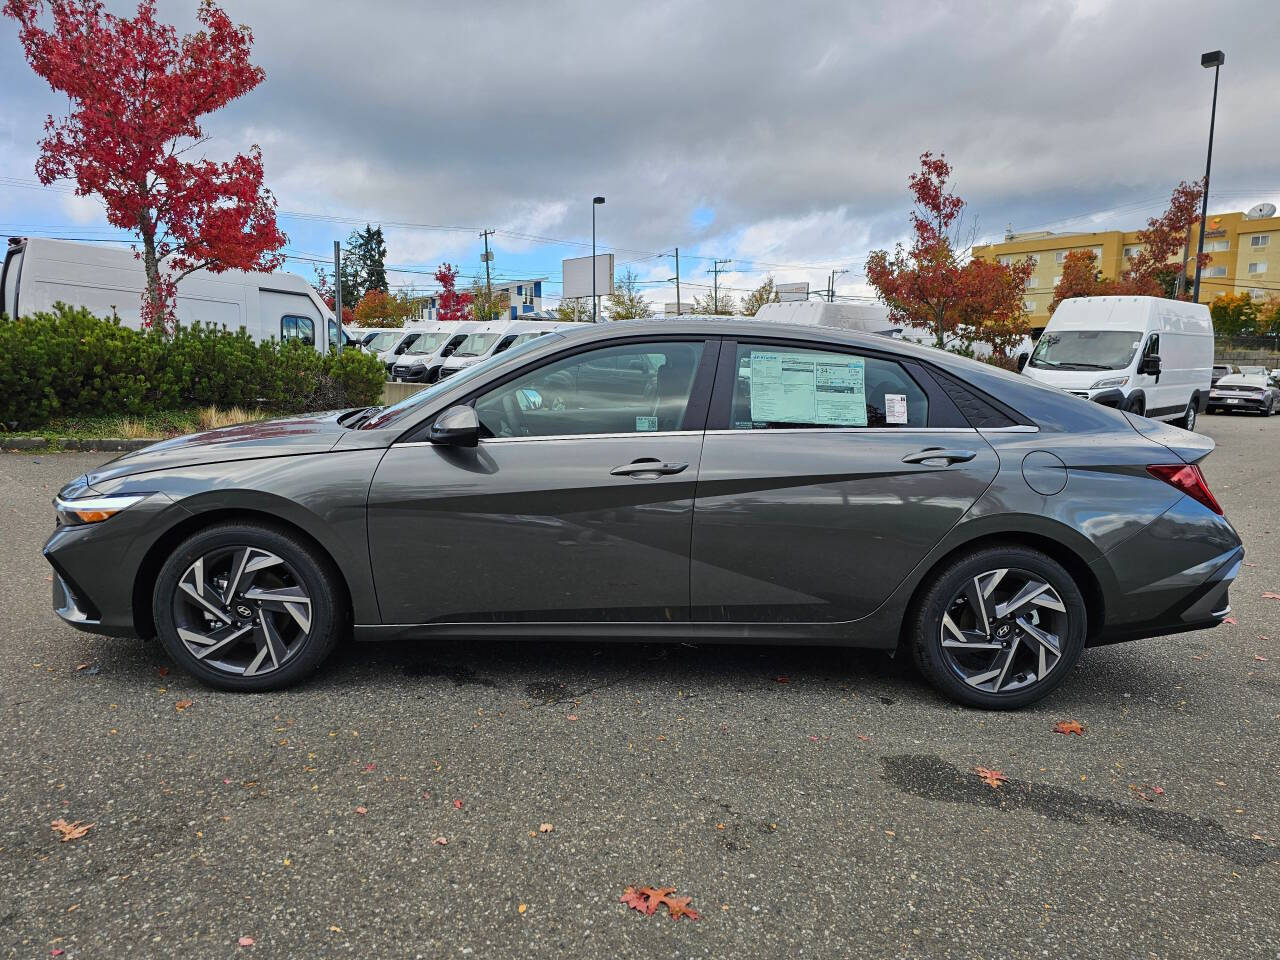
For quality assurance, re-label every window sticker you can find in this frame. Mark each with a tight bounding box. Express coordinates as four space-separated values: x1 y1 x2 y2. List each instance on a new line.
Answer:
635 415 658 432
748 352 867 426
884 393 908 424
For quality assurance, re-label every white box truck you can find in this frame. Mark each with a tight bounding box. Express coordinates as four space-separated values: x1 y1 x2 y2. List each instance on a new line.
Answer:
2 236 341 353
1023 295 1213 430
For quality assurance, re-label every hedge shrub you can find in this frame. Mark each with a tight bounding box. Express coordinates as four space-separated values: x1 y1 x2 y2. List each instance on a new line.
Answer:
0 304 386 428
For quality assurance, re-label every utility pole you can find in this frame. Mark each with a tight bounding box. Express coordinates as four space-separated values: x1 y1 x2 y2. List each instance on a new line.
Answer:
709 258 732 314
333 240 343 354
674 247 681 316
479 229 494 320
829 268 848 303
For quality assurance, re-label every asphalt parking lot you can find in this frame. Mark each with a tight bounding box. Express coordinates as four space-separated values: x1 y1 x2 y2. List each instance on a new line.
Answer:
2 413 1278 960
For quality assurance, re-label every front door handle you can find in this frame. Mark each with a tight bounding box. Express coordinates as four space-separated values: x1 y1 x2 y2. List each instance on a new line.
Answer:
610 457 689 477
901 448 977 466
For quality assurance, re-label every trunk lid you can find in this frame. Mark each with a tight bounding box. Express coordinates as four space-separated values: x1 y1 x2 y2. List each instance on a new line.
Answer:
1124 412 1215 464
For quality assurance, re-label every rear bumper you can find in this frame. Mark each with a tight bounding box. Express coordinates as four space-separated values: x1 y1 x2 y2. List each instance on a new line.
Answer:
1089 544 1243 647
1206 397 1265 413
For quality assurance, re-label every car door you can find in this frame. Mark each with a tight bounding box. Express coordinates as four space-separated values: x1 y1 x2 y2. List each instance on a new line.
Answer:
367 337 719 624
690 339 1000 623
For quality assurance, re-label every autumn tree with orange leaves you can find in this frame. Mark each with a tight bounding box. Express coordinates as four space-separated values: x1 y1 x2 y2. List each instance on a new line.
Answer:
4 0 287 329
1049 181 1210 314
866 152 1034 362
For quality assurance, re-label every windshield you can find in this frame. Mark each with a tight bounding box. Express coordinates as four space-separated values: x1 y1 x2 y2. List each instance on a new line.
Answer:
456 333 501 357
360 333 559 430
1028 330 1142 371
405 332 450 356
364 332 400 352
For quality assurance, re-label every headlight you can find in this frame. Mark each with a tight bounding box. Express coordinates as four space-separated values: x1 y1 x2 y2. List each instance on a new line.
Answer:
1090 376 1129 390
55 494 144 525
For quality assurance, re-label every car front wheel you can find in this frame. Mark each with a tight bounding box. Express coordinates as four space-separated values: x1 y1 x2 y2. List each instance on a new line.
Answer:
152 522 345 691
909 545 1087 709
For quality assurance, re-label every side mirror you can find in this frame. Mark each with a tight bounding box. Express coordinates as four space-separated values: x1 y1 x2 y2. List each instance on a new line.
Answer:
428 405 479 447
441 344 456 357
1139 355 1162 376
1016 353 1029 372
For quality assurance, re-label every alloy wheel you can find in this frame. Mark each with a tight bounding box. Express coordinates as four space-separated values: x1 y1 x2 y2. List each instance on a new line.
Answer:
171 546 313 677
938 567 1068 695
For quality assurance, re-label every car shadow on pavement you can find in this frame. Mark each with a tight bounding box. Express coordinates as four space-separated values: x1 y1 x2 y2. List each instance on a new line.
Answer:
58 629 1200 713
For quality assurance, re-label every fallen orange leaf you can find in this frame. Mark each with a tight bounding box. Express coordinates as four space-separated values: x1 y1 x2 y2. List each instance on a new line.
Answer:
50 818 93 842
175 699 193 711
1222 616 1238 625
354 806 367 815
237 936 254 947
621 885 700 921
433 836 447 845
974 766 1007 789
538 823 553 833
1263 593 1280 601
1053 720 1085 736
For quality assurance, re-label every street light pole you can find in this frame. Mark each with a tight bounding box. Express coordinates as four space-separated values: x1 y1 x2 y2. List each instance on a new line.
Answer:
592 196 605 322
1192 50 1225 303
333 240 342 355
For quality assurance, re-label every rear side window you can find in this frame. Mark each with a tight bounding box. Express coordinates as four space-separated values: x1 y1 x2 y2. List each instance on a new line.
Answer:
729 343 927 429
281 315 315 346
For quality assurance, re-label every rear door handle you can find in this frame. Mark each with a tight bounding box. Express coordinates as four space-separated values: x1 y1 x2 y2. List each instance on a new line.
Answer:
901 448 977 466
610 458 689 477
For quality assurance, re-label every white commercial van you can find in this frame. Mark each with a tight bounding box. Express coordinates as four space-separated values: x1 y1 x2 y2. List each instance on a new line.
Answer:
2 237 341 353
436 320 516 380
389 321 479 383
1023 296 1213 430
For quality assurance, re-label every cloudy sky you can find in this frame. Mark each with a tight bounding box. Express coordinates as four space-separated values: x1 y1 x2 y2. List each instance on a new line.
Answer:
2 0 1278 307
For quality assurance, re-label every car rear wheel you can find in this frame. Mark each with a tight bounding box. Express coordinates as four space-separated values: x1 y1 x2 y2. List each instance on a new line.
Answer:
909 546 1087 709
152 523 345 691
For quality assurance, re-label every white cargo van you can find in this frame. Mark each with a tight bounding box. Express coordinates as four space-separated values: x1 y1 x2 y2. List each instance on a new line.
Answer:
436 320 516 380
2 237 339 353
389 321 479 383
1023 296 1213 430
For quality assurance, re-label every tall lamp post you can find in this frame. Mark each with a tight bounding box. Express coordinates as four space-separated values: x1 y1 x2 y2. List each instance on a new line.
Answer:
592 196 606 322
1192 50 1225 303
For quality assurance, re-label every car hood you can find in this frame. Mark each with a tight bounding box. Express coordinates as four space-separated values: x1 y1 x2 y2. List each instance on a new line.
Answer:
86 410 355 485
1023 366 1128 389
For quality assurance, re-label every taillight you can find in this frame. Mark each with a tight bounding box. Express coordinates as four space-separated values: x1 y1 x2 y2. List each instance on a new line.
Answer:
1147 463 1223 515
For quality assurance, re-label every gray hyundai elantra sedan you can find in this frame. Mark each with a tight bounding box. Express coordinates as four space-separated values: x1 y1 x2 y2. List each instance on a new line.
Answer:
44 320 1243 708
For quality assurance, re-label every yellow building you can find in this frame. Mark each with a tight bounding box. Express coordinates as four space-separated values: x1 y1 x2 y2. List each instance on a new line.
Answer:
972 205 1280 331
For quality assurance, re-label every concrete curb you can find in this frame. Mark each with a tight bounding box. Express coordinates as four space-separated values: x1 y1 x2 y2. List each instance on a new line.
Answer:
1 437 159 453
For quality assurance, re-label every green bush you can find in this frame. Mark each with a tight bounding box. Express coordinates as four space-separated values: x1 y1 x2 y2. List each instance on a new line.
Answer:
0 304 386 429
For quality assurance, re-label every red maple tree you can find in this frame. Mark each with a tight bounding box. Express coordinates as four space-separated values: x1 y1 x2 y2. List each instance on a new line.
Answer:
4 0 287 329
1049 181 1210 314
434 263 473 322
866 152 1033 361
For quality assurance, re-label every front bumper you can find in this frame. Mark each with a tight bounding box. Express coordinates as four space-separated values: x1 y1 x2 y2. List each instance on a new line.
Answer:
43 493 182 638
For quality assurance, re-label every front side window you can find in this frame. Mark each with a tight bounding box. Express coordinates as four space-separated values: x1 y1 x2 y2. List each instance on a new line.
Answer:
457 333 501 357
474 341 705 439
728 344 928 429
281 315 315 346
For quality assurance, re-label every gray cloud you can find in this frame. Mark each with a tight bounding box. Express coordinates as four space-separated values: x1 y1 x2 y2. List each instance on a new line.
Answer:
3 0 1277 297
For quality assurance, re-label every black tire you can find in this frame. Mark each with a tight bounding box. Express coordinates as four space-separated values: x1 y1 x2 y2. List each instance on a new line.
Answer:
1173 396 1197 431
909 545 1087 709
152 522 345 691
